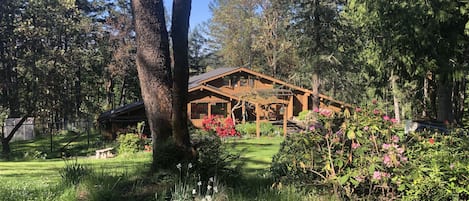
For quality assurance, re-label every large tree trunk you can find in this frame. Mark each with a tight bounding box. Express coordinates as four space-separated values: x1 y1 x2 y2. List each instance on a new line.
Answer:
132 0 173 170
171 0 192 152
436 73 453 123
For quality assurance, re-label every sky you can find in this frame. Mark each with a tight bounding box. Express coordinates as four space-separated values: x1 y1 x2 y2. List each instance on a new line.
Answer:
163 0 212 29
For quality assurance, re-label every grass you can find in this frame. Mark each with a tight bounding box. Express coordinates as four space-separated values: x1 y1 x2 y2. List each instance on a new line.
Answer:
0 133 305 200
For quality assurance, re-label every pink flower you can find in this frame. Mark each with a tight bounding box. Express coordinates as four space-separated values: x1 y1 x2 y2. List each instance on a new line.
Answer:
363 126 369 131
392 135 399 143
355 107 362 112
400 156 408 163
352 142 361 149
397 147 404 154
313 107 320 113
390 118 398 123
309 125 315 131
382 143 391 150
383 115 390 121
355 175 364 183
372 99 378 105
450 163 455 170
373 171 382 180
373 109 380 115
383 154 392 167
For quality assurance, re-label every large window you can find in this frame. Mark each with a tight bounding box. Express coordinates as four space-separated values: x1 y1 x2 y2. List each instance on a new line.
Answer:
191 103 208 119
211 103 227 117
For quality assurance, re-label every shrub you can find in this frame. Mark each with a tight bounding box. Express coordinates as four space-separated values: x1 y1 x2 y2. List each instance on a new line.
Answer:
191 130 242 183
271 104 469 200
235 123 257 136
117 133 144 154
202 115 240 137
235 122 282 137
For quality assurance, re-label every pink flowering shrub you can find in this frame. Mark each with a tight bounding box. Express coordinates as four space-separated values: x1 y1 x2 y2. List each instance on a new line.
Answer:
272 102 469 200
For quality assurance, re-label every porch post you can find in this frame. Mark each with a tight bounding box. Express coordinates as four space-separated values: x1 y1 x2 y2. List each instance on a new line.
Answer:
283 104 287 137
303 93 310 111
242 100 246 124
227 101 232 118
288 95 294 119
187 103 191 119
256 103 260 138
208 102 212 117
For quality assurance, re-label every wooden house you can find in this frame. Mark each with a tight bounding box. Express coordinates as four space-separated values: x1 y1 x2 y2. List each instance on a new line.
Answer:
98 67 349 138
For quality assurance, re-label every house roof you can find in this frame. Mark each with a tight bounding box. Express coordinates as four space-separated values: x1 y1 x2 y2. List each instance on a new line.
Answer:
189 67 351 108
189 67 236 89
98 101 145 123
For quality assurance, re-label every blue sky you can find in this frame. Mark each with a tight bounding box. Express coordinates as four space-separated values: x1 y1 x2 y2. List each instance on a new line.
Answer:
163 0 212 29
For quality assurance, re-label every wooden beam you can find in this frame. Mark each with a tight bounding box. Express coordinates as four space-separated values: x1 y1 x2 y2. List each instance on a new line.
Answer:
288 95 294 118
283 105 287 137
256 103 260 138
227 101 232 117
187 103 191 119
302 93 310 111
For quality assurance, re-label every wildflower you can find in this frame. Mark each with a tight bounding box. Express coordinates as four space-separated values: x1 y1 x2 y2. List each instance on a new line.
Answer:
390 118 398 123
213 186 218 193
355 107 362 112
400 156 408 163
351 142 361 149
373 109 380 115
198 181 202 186
313 107 320 113
383 115 390 121
209 177 214 182
429 138 435 144
372 99 378 104
396 147 404 154
192 189 197 195
309 125 315 131
335 129 344 136
363 126 369 131
207 185 212 190
450 163 455 170
188 163 193 169
392 135 399 143
176 163 182 170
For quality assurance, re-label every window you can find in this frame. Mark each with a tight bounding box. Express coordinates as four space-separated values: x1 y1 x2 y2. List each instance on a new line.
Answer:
191 103 208 119
211 103 227 117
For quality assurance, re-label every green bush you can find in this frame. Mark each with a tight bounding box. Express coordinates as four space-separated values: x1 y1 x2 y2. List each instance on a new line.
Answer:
191 130 243 183
117 133 143 154
235 123 257 136
235 122 282 137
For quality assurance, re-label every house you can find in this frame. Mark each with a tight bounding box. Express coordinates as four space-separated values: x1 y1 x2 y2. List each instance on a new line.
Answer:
98 67 349 138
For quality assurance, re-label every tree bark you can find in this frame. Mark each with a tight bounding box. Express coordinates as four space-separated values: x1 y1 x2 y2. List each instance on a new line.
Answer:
132 0 173 169
436 73 453 123
390 70 400 123
1 116 28 158
171 0 192 151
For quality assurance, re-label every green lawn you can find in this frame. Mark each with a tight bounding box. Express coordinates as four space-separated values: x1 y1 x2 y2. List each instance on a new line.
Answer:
0 134 284 200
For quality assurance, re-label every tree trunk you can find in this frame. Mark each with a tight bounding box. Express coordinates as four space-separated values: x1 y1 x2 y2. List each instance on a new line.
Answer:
436 73 453 123
1 116 28 158
423 72 429 117
132 0 173 170
171 0 192 155
390 70 400 123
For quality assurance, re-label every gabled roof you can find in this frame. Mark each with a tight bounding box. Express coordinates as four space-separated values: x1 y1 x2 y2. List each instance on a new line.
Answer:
98 101 145 123
189 67 236 89
188 67 351 108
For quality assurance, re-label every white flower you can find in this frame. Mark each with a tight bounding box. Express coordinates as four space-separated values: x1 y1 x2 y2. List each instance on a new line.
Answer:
176 163 182 170
213 186 218 193
209 177 214 182
207 185 212 190
188 163 193 169
197 181 202 186
192 189 196 195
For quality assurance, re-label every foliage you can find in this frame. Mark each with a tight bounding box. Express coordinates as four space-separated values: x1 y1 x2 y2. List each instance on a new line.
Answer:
272 102 469 199
235 122 282 137
60 159 92 186
202 115 240 137
191 131 243 182
396 130 469 200
117 133 144 154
